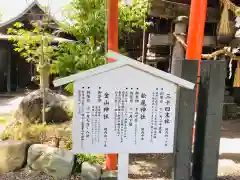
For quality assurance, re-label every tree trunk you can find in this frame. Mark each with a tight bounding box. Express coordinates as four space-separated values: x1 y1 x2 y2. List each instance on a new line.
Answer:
39 65 50 89
39 63 50 125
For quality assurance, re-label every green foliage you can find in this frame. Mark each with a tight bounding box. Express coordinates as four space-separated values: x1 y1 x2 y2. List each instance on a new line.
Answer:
61 0 106 45
76 154 104 164
61 0 148 39
8 22 55 68
65 138 104 172
0 123 47 141
64 83 74 94
0 117 6 127
119 0 149 33
51 42 105 77
52 0 149 94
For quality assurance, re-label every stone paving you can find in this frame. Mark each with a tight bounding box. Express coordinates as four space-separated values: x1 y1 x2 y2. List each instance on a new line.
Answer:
0 95 24 134
0 96 23 115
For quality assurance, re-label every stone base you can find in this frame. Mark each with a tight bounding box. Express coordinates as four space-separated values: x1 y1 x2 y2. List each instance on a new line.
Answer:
101 170 118 180
0 140 29 173
222 103 239 120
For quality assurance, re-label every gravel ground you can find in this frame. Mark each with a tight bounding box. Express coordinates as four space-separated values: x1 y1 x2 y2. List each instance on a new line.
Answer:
128 153 173 180
126 120 240 180
0 169 85 180
218 176 240 180
0 170 56 180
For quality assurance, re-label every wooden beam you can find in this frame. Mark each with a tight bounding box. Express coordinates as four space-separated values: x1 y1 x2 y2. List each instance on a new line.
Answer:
203 36 216 47
148 33 216 47
149 0 220 22
230 37 240 48
147 34 173 46
146 56 169 62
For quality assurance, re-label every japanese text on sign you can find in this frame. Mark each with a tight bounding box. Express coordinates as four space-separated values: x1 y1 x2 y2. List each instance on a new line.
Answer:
73 84 176 154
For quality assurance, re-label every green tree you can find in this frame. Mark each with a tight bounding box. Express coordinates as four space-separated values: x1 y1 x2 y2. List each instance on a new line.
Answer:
51 0 149 93
8 21 55 87
8 20 55 124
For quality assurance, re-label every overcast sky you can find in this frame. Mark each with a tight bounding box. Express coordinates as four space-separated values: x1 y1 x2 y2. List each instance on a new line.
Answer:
0 0 71 23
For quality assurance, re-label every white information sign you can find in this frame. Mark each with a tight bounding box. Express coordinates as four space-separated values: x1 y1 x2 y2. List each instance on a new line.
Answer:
72 65 177 154
53 51 195 179
53 51 194 155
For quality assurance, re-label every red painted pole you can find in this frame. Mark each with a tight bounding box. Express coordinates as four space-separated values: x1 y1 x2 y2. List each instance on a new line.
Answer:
185 0 208 143
186 0 207 61
106 0 118 170
107 0 119 63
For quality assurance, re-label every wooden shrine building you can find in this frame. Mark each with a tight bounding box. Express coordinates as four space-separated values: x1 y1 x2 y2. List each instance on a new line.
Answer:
0 0 72 93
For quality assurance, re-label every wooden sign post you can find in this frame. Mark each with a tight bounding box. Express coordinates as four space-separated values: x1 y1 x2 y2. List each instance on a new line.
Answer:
53 51 195 179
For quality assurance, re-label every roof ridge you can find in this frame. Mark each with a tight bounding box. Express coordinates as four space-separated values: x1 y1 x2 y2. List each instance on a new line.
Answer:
0 0 59 28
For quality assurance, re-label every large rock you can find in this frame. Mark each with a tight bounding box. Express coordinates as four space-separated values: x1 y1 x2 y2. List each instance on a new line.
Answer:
14 89 70 124
27 144 74 179
0 140 29 173
81 162 102 180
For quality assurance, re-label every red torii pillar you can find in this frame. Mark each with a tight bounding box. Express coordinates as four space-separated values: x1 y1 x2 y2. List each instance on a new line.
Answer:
107 0 119 63
186 0 207 60
185 0 208 142
106 0 118 170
